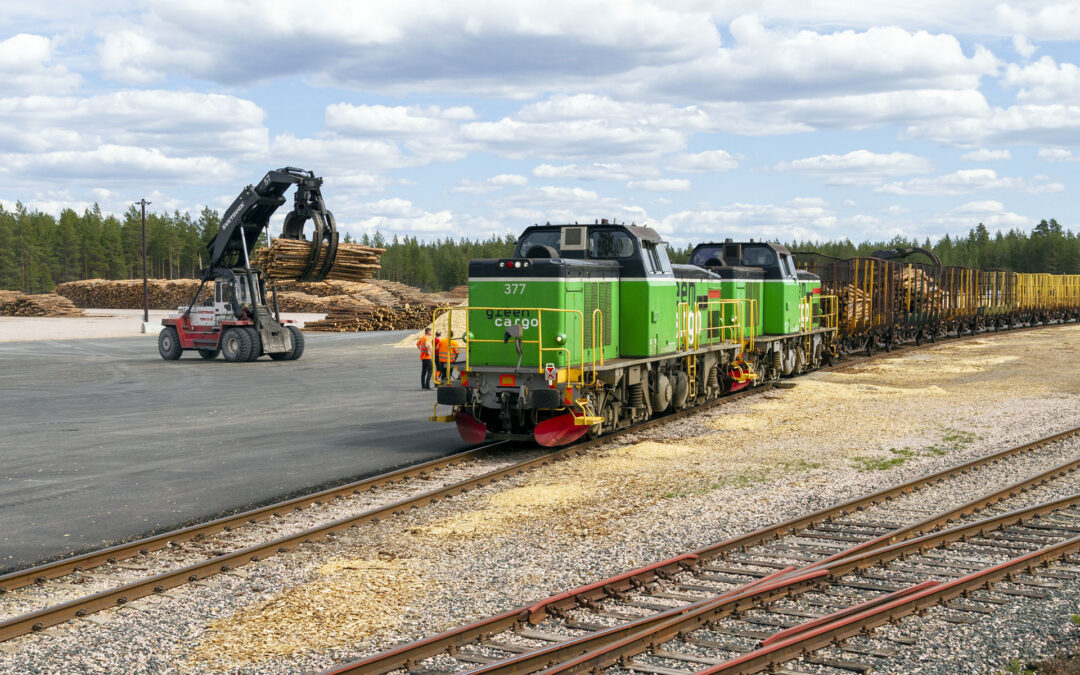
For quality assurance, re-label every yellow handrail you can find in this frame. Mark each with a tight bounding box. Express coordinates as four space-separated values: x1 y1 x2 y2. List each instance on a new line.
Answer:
432 305 606 387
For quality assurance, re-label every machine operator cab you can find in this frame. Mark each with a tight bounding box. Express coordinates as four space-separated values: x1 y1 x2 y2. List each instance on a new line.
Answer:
512 221 673 277
690 239 819 336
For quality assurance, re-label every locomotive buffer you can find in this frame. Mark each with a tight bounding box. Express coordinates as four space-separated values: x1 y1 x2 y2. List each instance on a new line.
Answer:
157 167 339 362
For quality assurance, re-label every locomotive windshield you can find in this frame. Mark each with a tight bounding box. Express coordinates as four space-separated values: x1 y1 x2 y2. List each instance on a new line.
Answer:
516 230 562 257
589 230 635 259
517 227 637 260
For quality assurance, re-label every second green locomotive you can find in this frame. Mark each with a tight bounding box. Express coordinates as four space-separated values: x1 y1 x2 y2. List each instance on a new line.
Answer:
433 222 837 446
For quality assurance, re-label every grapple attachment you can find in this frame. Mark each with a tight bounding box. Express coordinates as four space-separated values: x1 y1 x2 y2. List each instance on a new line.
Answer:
279 172 339 282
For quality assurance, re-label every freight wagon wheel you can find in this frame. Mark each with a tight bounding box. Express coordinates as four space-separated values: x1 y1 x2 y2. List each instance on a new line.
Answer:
221 327 252 362
198 348 220 359
245 327 262 361
286 326 305 360
158 326 182 360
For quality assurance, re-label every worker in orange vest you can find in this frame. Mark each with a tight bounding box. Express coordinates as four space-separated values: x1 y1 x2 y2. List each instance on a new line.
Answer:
433 330 443 385
437 331 461 384
416 327 433 390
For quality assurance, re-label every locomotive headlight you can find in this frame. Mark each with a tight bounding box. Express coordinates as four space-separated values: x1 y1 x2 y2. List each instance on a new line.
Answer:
514 261 522 268
554 333 566 344
523 261 530 267
498 261 505 268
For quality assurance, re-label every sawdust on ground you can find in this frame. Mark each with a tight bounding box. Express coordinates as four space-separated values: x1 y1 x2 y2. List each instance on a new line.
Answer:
185 557 426 670
186 324 1080 671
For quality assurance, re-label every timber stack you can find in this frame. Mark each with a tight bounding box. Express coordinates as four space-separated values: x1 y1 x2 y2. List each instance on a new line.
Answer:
254 239 384 282
0 290 83 317
838 284 873 324
304 300 444 332
894 267 943 312
55 279 210 310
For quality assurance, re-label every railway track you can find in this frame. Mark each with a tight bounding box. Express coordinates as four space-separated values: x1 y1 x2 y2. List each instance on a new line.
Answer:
323 426 1080 674
0 386 771 644
1 320 1073 655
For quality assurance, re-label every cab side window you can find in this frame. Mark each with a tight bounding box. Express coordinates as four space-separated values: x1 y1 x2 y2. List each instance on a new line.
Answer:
643 242 664 274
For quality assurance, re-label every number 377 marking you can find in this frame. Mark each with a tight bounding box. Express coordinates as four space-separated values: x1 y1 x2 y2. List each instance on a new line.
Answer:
504 283 526 294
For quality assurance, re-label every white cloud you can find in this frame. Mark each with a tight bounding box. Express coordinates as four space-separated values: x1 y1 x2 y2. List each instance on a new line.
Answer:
876 169 1064 195
959 148 1012 161
491 185 648 226
928 199 1028 229
451 173 528 194
626 178 691 192
775 150 933 185
1012 34 1037 59
0 33 81 94
1002 56 1080 103
1037 147 1078 161
0 145 235 182
325 104 476 137
993 4 1080 41
0 91 267 158
533 162 657 181
657 199 838 244
666 150 738 173
630 18 999 102
905 103 1080 147
95 1 719 93
459 117 685 159
489 174 528 186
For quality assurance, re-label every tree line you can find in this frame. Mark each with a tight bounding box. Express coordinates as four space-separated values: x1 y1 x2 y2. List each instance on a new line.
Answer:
1 200 1077 294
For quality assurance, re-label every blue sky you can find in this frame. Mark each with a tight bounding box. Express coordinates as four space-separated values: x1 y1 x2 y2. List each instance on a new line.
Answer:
1 1 1079 247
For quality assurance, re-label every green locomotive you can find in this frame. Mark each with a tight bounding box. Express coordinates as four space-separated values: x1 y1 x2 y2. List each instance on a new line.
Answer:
432 222 837 446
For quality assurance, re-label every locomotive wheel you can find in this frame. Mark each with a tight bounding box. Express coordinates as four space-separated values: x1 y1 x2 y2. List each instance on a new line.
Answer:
286 326 305 360
221 327 252 362
197 348 220 359
245 327 262 361
158 326 182 360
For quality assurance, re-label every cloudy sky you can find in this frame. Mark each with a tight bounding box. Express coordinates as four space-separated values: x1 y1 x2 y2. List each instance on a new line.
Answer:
2 2 1079 246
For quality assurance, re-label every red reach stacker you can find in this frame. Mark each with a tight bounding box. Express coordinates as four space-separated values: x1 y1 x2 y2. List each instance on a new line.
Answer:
158 167 338 362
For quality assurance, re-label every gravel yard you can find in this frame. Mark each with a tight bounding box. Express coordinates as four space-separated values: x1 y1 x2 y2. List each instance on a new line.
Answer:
3 325 1080 674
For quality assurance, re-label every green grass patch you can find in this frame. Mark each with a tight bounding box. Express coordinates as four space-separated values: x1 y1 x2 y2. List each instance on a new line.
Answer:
850 427 980 471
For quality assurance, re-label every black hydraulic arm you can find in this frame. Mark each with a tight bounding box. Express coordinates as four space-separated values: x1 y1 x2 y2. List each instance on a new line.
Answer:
202 167 339 281
871 246 942 273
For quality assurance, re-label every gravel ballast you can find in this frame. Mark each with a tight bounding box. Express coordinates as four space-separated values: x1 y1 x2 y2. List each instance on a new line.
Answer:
2 325 1080 674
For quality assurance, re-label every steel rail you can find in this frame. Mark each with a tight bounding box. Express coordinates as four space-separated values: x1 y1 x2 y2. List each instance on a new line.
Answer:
321 428 1080 674
699 541 1080 674
519 494 1080 675
4 319 1072 649
0 384 771 644
0 441 511 593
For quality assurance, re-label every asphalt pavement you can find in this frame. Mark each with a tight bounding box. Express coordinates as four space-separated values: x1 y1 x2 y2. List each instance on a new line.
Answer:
0 331 468 573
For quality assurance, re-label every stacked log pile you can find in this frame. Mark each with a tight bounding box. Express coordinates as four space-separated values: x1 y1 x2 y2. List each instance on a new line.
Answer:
838 285 872 324
55 279 211 309
52 277 454 331
894 267 942 312
304 301 443 332
254 239 384 282
0 290 83 317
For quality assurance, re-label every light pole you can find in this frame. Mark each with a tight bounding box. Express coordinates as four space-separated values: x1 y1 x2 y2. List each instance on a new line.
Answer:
136 198 151 322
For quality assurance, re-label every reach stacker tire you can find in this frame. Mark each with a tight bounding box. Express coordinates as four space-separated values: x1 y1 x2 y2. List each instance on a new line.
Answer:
158 326 182 360
245 327 262 361
198 348 220 359
286 325 305 360
221 327 252 362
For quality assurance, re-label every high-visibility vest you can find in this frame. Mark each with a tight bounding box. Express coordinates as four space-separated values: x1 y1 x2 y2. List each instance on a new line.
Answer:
448 339 460 362
436 337 449 362
417 335 431 360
